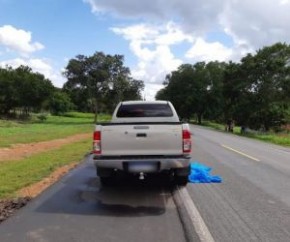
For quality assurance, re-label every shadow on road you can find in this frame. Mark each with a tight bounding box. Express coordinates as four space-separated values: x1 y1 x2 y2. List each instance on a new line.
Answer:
35 164 173 217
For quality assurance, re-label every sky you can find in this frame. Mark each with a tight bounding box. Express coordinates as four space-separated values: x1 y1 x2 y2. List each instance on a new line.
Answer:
1 0 290 100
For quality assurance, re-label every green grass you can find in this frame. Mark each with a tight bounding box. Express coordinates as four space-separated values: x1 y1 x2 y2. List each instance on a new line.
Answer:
200 121 225 131
199 120 290 147
62 112 95 119
62 112 110 121
0 139 91 199
0 112 111 148
240 132 290 146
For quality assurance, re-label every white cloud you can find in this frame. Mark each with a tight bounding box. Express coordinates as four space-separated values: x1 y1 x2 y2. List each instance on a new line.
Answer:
185 38 233 62
220 0 290 49
280 0 290 4
131 45 183 83
86 0 290 51
84 0 223 34
112 23 186 86
143 83 164 101
0 25 44 55
86 0 290 99
112 22 234 99
0 58 65 88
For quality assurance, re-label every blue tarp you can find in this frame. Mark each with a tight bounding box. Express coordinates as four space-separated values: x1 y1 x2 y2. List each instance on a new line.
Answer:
188 162 222 183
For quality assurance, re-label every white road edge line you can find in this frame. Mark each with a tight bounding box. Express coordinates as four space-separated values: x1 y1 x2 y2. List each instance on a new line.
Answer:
221 144 260 162
177 187 215 242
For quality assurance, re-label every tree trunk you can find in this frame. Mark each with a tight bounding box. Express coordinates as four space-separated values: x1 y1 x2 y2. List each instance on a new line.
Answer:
94 104 98 123
197 113 202 124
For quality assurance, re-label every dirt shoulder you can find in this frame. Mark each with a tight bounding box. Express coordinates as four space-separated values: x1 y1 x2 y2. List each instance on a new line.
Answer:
0 197 31 223
0 132 92 224
17 162 78 198
0 163 80 224
0 133 91 162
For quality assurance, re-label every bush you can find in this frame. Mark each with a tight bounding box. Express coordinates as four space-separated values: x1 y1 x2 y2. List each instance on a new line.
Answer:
37 114 47 122
50 92 74 115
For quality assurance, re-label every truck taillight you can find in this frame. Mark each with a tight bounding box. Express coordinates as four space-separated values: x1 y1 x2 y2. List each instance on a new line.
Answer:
182 129 191 153
93 131 101 154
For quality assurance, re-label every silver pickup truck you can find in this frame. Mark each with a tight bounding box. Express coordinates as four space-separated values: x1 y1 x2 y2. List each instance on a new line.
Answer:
93 100 191 186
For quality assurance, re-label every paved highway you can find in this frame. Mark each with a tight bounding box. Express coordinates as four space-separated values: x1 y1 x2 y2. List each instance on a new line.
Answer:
1 125 290 242
189 125 290 242
0 160 190 242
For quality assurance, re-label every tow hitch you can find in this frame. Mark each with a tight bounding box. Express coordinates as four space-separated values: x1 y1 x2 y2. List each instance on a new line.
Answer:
139 172 145 180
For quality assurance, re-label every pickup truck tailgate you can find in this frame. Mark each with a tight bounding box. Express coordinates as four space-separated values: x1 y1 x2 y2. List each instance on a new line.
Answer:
101 124 183 156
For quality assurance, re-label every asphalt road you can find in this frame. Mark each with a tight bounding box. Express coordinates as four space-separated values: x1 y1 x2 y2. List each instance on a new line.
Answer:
0 158 190 242
1 125 290 242
189 125 290 242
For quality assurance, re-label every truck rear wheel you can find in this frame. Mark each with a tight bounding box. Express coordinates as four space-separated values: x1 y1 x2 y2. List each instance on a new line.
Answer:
100 176 113 186
97 167 114 186
175 176 188 186
173 166 190 186
97 167 113 177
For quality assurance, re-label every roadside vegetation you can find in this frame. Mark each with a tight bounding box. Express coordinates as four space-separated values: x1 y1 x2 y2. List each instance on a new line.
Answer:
1 44 290 202
0 52 144 121
0 139 91 199
0 51 143 201
0 54 143 204
0 112 111 199
199 120 290 147
237 130 290 147
0 112 110 148
156 42 290 135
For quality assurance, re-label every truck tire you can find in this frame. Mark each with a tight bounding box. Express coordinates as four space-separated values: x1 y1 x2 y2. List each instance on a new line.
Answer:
100 176 112 186
175 176 188 186
97 168 114 186
97 167 113 177
173 166 190 186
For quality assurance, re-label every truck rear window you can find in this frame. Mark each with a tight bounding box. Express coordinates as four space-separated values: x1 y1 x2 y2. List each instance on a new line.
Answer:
116 104 173 118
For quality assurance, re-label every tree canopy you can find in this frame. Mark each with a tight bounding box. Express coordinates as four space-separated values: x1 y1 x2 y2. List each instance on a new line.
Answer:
1 45 289 131
156 42 290 131
156 61 225 123
0 51 144 119
63 52 144 116
0 65 55 117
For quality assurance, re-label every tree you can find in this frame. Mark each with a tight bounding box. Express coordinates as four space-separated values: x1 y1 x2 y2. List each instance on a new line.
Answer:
63 52 144 120
0 65 54 117
49 90 74 115
0 66 19 115
238 43 290 130
222 62 246 124
15 66 54 115
158 64 198 121
156 62 225 124
156 42 290 131
201 61 226 121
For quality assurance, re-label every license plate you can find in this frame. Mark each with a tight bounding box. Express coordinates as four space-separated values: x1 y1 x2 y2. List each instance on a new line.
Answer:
127 162 158 173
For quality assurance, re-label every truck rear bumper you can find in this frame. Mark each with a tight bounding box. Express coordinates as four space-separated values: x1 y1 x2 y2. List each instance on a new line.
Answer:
93 155 191 173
